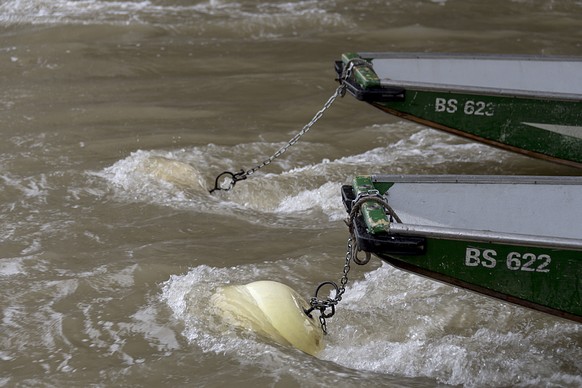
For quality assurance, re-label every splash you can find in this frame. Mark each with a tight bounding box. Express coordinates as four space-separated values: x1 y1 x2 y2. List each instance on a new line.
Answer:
137 155 208 193
97 150 210 207
321 263 582 386
159 255 582 386
96 147 346 224
0 0 351 39
96 123 513 225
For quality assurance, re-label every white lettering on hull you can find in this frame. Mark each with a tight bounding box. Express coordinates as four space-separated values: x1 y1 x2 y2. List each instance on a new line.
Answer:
464 247 551 273
435 97 495 116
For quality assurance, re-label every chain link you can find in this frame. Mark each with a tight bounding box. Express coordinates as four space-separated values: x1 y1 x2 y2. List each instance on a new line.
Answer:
338 237 353 299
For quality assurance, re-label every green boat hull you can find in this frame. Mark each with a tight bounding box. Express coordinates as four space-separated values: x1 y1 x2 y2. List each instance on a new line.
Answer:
343 175 582 323
375 237 581 322
338 53 582 168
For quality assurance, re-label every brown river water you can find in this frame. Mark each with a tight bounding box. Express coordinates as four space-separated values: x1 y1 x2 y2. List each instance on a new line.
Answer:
1 0 582 387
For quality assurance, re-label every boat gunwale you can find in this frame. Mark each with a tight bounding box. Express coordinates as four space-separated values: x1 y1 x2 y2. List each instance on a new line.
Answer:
378 79 582 101
353 52 582 100
357 51 582 63
371 174 582 185
389 223 582 251
367 174 582 249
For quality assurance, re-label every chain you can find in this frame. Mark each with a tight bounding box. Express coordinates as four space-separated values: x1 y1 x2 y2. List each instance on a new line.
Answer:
245 84 346 178
305 189 402 334
209 60 360 193
210 84 346 193
338 237 353 300
206 59 378 334
304 236 353 334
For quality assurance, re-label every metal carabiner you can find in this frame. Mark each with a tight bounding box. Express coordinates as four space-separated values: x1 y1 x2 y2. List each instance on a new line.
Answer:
209 169 247 193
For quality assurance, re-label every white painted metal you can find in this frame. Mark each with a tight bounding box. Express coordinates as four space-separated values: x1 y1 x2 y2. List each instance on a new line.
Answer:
362 53 582 97
375 175 582 240
522 123 582 140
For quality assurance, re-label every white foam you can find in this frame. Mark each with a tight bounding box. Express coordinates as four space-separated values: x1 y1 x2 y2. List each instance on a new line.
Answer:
160 265 254 352
320 263 582 386
158 247 582 386
97 149 211 208
0 258 24 277
118 306 181 353
95 123 509 224
275 181 345 221
0 173 50 201
0 0 351 39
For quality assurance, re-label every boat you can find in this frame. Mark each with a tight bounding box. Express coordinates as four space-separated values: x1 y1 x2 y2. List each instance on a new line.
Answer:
341 174 582 323
335 52 582 168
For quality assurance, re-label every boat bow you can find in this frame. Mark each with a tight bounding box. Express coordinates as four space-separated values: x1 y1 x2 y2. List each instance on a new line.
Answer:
343 174 582 323
336 52 582 168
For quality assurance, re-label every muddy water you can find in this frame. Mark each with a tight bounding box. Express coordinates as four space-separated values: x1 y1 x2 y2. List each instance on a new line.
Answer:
1 1 581 386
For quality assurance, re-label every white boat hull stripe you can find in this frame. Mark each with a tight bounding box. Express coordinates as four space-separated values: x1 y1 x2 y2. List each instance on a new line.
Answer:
522 122 582 140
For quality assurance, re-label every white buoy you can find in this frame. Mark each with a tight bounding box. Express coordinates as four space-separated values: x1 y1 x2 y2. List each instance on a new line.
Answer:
211 280 324 356
139 156 207 192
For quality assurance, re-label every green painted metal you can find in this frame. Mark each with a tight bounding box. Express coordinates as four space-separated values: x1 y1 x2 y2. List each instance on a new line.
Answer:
380 238 582 318
374 89 582 165
339 53 582 168
347 177 582 321
341 53 381 90
351 176 390 234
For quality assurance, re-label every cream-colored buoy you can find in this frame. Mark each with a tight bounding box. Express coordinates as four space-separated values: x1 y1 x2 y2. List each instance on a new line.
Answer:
139 156 207 192
211 280 324 356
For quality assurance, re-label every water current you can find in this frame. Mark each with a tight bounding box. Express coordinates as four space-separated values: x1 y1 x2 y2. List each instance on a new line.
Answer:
1 0 582 386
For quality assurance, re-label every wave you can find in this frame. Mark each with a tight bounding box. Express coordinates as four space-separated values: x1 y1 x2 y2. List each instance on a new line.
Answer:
0 0 351 39
160 259 582 386
95 123 511 227
322 262 582 386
